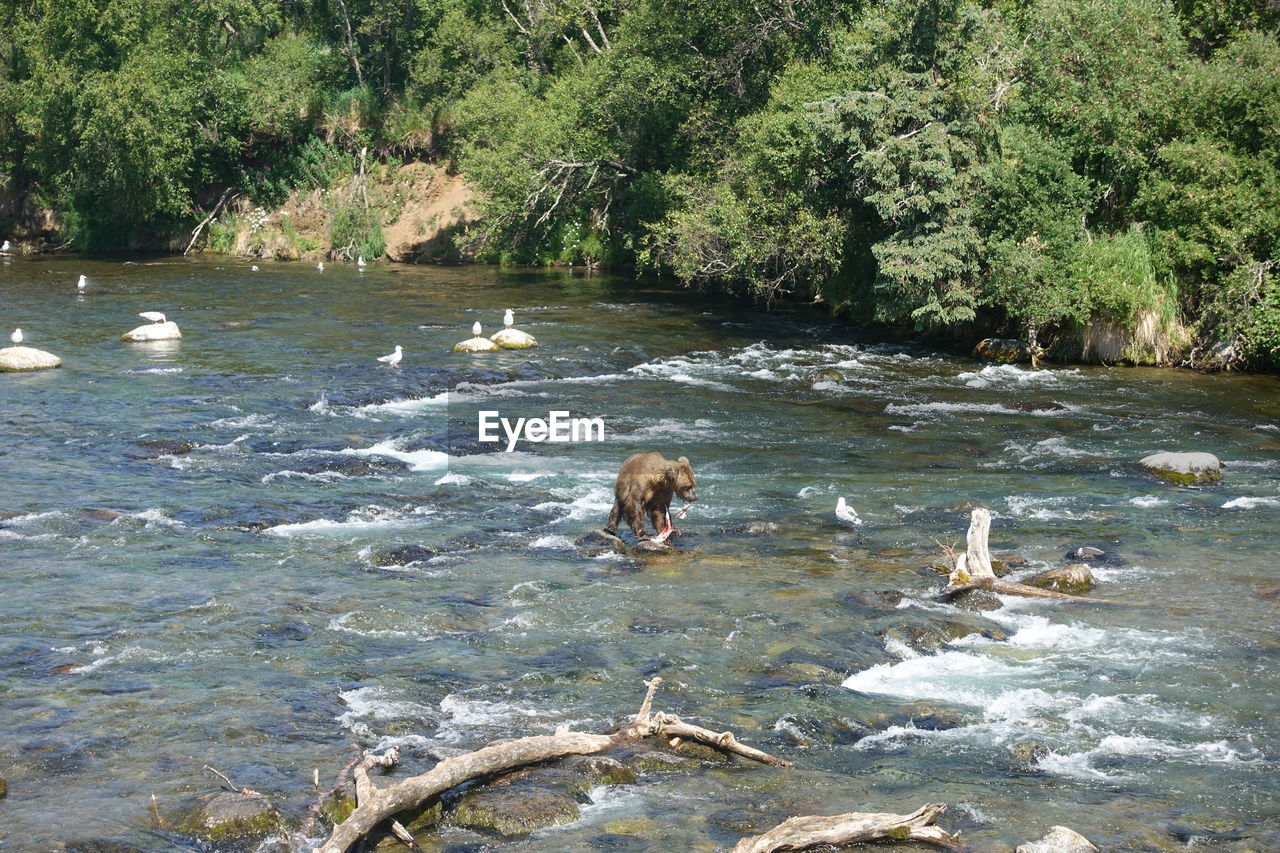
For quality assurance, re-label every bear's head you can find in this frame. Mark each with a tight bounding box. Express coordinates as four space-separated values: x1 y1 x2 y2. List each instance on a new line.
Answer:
667 456 697 502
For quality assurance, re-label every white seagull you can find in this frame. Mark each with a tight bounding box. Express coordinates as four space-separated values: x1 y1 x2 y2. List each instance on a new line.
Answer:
317 262 324 271
835 496 862 526
251 265 259 271
2 240 11 252
77 274 86 291
357 256 366 268
9 328 22 345
377 345 403 366
503 308 514 328
472 321 482 337
138 311 167 324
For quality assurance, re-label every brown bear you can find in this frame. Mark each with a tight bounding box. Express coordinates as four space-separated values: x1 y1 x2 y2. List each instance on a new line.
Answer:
603 452 698 540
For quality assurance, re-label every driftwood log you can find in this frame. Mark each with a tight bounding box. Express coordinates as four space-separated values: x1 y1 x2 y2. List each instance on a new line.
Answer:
315 678 791 853
730 803 970 853
944 508 1128 605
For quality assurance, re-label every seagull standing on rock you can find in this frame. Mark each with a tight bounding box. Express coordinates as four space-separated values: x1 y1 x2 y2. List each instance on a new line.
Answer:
1 240 10 252
504 308 514 328
835 496 862 526
10 328 22 345
473 321 483 337
377 345 403 366
139 311 167 324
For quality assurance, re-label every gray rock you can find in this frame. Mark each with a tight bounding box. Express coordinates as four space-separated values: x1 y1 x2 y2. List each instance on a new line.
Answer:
1008 740 1051 769
949 588 1004 611
575 529 625 556
180 792 281 842
1027 564 1096 594
0 345 61 371
1016 825 1099 853
972 338 1033 363
631 539 674 554
1139 451 1222 485
448 785 579 837
732 520 781 535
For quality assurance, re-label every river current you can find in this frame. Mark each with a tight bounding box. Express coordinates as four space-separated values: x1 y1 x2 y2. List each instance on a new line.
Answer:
2 257 1278 852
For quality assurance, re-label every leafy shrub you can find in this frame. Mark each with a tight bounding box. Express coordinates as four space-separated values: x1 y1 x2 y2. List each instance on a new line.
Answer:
330 204 385 260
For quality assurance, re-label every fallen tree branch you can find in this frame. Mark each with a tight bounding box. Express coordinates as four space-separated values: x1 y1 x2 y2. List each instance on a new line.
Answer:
315 677 789 853
944 509 1131 605
184 188 235 255
730 803 970 853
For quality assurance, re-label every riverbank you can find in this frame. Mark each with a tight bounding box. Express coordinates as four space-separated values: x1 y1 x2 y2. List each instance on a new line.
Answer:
0 160 1236 373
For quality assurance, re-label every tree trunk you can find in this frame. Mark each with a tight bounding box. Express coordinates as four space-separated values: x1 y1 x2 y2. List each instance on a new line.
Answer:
731 803 970 853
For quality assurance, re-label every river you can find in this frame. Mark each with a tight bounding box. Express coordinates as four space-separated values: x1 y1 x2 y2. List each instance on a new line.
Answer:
2 256 1278 851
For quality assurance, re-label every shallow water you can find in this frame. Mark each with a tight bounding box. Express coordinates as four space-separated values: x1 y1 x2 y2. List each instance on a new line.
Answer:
2 255 1279 852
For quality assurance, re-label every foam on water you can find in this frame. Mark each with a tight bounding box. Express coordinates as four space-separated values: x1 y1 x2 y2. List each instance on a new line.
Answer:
434 693 551 743
260 469 350 484
265 504 434 537
1130 495 1167 507
1222 496 1280 509
1004 495 1100 521
340 439 450 471
337 686 435 739
956 363 1088 390
529 534 576 550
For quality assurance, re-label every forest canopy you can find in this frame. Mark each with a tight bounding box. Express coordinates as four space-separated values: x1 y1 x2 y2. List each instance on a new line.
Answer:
1 0 1278 367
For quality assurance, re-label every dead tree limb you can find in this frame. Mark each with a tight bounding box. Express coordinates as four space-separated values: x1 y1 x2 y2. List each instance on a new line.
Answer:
184 188 235 255
944 509 1130 605
315 677 788 853
730 803 970 853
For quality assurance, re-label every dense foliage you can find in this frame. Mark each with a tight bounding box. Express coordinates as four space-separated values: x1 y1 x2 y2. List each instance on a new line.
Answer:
1 0 1278 366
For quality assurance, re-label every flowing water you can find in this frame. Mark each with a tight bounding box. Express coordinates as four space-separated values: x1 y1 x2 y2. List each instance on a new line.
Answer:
2 256 1279 852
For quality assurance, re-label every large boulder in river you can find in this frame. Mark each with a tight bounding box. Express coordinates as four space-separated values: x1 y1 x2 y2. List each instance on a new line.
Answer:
1016 826 1099 853
1139 451 1222 485
121 321 182 342
490 328 538 349
1026 564 1096 594
454 335 499 353
972 338 1033 363
0 345 61 371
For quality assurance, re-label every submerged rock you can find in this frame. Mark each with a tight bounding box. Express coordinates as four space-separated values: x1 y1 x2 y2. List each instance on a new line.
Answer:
125 439 196 459
972 338 1034 363
448 784 579 837
1008 740 1052 770
1026 564 1096 594
0 345 62 371
1005 401 1069 413
575 528 626 556
837 589 905 611
371 544 438 566
0 774 6 798
179 792 281 842
807 368 845 384
121 320 182 342
1139 451 1222 485
731 520 781 535
1016 825 1099 853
